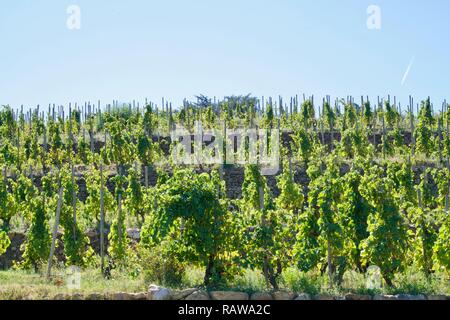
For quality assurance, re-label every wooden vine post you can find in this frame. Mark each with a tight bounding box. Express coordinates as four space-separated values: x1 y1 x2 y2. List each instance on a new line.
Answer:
380 97 386 159
372 100 377 146
409 96 416 156
17 125 21 173
258 178 270 288
417 188 423 211
100 130 107 274
438 104 444 165
43 120 47 173
329 96 334 147
117 166 123 245
47 182 64 279
71 163 77 241
100 162 105 275
144 166 149 189
223 120 227 166
89 107 94 154
68 107 77 241
320 100 325 145
445 100 449 168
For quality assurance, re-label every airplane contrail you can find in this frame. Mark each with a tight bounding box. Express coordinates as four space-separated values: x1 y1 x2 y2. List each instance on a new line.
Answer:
401 56 415 86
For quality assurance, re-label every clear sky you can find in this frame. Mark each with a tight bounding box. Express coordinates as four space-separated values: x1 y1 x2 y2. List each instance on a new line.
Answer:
1 0 449 110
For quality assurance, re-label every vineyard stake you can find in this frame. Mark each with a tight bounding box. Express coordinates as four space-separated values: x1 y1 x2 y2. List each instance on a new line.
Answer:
90 115 94 153
100 163 105 275
47 183 64 279
372 99 376 147
380 97 386 159
17 126 21 173
438 105 443 165
71 163 77 241
409 96 415 156
145 166 149 189
118 192 122 244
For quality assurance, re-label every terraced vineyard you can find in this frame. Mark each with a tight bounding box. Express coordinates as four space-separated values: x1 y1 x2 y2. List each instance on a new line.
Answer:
0 95 449 298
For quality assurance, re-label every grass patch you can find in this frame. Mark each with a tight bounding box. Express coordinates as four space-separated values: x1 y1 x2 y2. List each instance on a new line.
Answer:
0 268 146 300
181 266 204 289
388 268 450 296
228 269 268 293
281 268 321 295
0 265 448 299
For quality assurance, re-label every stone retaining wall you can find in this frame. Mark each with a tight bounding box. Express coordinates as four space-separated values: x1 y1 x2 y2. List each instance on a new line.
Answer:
2 284 447 300
18 288 450 301
143 285 449 301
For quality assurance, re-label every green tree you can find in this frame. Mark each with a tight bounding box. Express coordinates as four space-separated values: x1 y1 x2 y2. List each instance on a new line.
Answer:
137 130 161 166
108 173 129 267
0 172 15 232
387 161 416 211
433 215 450 274
315 154 346 285
10 173 36 222
21 195 51 271
410 205 437 277
432 167 450 209
323 101 336 131
338 128 370 159
338 167 371 272
275 159 303 214
48 120 64 167
359 166 408 287
124 167 146 225
77 133 90 165
299 100 315 129
60 168 92 267
83 166 115 228
264 102 275 129
414 99 435 157
361 101 373 128
291 129 315 165
293 146 327 272
141 169 234 286
240 164 291 290
143 104 156 135
416 169 436 209
384 101 399 129
0 105 17 140
105 116 134 171
342 102 357 130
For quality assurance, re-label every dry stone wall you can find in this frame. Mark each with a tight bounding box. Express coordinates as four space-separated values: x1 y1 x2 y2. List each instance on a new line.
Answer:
25 285 450 300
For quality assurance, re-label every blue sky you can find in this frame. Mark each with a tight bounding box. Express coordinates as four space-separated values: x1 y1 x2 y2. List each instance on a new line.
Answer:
1 0 449 110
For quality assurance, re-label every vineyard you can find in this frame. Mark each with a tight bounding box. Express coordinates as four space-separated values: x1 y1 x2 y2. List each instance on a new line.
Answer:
0 94 449 298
